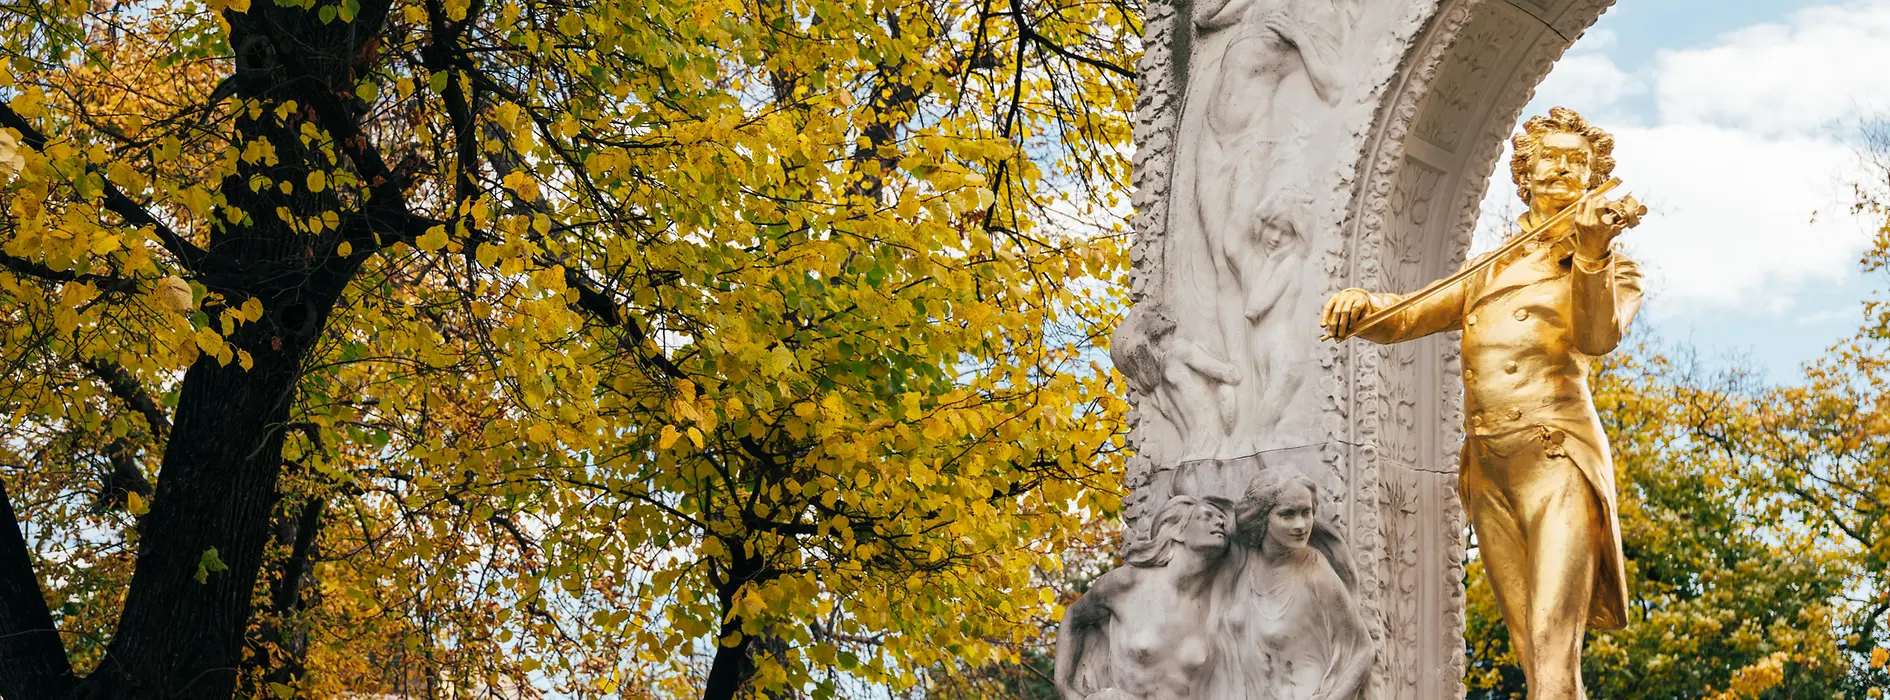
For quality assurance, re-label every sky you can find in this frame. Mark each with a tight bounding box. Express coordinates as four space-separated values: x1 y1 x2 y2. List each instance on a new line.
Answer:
1471 0 1890 380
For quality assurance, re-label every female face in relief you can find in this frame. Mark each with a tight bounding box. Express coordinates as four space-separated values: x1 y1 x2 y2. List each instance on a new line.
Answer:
1266 484 1315 551
1179 502 1232 553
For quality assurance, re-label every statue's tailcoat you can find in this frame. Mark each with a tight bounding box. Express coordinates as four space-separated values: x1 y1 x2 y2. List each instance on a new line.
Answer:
1357 233 1643 630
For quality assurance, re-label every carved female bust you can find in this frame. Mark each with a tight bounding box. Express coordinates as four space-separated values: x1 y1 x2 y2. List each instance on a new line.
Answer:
1210 469 1373 700
1054 495 1234 700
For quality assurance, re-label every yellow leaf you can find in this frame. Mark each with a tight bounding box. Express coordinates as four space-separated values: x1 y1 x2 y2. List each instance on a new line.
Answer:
155 276 194 313
108 161 143 190
502 171 539 202
416 225 449 251
90 234 121 255
686 426 704 448
337 241 352 256
658 425 680 450
768 345 794 375
126 491 149 516
0 129 26 177
307 171 327 193
194 327 224 354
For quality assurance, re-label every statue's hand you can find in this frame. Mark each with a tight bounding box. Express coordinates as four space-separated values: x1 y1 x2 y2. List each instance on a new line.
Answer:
1320 288 1376 340
1605 194 1647 230
1571 193 1643 259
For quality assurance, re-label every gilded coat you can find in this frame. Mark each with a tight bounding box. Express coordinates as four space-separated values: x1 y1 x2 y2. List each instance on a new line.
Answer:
1354 235 1642 630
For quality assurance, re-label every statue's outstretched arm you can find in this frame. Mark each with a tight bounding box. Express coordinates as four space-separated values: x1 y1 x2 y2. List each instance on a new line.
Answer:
1332 274 1469 345
1177 342 1242 385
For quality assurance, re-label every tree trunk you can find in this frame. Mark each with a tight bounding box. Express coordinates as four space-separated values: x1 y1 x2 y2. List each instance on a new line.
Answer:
74 295 343 699
0 477 77 700
701 548 773 700
64 3 386 694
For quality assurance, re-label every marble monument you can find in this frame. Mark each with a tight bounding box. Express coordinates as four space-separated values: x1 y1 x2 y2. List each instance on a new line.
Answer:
1074 0 1638 697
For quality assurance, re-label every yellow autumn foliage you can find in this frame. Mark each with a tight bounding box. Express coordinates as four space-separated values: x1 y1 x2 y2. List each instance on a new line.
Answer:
0 0 1140 697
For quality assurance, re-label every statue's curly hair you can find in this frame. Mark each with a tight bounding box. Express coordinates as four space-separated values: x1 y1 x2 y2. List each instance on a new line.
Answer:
1509 106 1615 201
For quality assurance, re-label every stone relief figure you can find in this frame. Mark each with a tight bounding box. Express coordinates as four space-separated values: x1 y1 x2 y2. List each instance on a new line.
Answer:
1054 495 1234 700
1208 469 1372 700
1054 473 1374 700
1111 307 1241 457
1192 0 1354 264
1238 186 1314 435
1151 0 1359 460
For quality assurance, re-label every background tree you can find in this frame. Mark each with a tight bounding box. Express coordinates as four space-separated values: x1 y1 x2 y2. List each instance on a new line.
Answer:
0 0 1142 698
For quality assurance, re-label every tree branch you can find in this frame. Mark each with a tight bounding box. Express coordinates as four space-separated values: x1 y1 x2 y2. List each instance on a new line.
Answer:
0 251 138 294
421 0 489 206
0 102 210 270
1014 16 1135 80
85 358 172 438
563 254 693 383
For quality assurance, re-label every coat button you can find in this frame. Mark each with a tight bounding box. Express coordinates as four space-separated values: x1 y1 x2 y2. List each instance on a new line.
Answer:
1465 369 1477 380
1470 414 1484 427
1507 408 1523 421
1513 308 1530 321
1504 361 1518 374
1466 314 1478 326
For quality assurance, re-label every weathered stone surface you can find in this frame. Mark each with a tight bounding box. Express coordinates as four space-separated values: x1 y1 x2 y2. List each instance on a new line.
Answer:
1055 472 1371 700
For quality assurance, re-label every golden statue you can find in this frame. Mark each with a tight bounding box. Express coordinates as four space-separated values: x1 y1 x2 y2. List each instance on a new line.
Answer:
1320 106 1645 699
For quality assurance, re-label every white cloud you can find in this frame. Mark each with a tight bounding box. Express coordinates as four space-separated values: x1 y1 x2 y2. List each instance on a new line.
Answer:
1476 1 1886 318
1529 52 1644 125
1654 1 1890 136
1574 27 1619 52
1608 124 1866 315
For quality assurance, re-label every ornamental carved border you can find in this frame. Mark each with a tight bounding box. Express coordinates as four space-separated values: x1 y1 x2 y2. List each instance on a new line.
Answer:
1339 0 1620 696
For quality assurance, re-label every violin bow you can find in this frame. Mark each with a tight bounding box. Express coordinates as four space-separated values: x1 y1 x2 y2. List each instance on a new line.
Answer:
1324 177 1624 343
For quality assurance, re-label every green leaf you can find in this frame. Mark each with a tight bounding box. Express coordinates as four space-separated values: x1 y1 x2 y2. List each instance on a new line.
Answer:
194 547 228 584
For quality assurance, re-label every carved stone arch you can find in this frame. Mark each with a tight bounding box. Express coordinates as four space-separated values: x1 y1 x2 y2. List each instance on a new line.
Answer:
1341 1 1619 696
1118 0 1619 696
